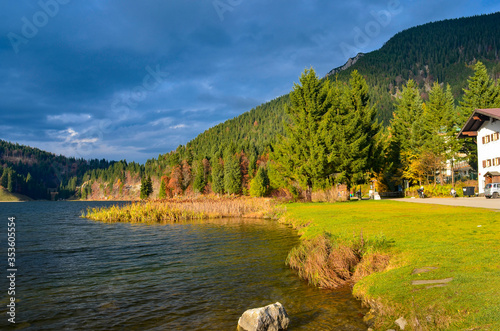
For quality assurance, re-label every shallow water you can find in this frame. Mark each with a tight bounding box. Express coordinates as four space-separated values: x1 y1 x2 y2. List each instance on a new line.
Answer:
0 201 368 330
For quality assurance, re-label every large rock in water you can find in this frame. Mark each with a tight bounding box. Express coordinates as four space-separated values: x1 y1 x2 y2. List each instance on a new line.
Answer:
238 302 290 331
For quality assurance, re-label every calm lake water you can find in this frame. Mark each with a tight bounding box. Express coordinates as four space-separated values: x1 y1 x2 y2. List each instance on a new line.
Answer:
0 201 368 330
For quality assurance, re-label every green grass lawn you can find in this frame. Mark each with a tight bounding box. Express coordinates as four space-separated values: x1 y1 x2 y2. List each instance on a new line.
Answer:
282 200 500 330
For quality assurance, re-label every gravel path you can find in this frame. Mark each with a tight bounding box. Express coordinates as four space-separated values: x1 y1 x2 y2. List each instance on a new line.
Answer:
391 197 500 210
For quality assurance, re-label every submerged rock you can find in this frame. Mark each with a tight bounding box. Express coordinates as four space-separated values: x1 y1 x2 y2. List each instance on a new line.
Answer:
238 302 290 331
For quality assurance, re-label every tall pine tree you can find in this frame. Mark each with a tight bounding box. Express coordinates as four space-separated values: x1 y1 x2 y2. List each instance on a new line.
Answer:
326 70 382 195
224 150 242 195
460 61 500 122
273 68 332 200
459 61 500 171
158 176 168 199
389 79 424 184
140 175 153 199
249 166 270 197
193 160 207 194
211 155 224 195
421 82 457 185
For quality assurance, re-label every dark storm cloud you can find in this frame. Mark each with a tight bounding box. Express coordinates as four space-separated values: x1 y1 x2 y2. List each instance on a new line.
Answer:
1 0 500 162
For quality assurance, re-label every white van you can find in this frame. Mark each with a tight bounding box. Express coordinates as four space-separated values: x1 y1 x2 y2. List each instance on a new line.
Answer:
484 183 500 199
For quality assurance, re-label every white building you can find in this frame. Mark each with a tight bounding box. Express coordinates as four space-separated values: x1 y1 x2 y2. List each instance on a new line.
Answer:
445 155 473 180
458 108 500 194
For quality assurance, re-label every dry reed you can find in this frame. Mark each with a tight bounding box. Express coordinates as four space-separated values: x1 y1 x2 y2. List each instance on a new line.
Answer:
82 197 281 223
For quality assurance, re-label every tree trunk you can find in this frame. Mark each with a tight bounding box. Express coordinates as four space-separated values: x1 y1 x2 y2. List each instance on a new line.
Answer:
451 160 455 187
305 186 312 202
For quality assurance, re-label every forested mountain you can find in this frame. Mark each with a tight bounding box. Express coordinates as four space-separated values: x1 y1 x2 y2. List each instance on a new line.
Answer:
155 12 500 164
332 12 500 124
0 140 118 199
5 12 500 200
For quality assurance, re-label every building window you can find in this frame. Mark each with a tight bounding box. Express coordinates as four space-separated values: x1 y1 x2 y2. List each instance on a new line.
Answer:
483 135 492 144
487 159 492 167
483 160 487 168
495 132 500 141
495 157 500 166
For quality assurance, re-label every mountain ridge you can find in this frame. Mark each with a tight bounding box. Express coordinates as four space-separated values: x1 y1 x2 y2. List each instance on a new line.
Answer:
326 53 365 77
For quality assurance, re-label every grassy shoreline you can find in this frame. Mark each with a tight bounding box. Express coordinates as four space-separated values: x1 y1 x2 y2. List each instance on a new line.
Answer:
280 200 500 330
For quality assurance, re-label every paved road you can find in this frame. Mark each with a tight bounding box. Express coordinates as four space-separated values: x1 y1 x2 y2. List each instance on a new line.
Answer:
391 197 500 210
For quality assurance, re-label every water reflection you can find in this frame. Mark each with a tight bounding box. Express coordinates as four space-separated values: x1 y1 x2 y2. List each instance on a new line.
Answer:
0 201 367 330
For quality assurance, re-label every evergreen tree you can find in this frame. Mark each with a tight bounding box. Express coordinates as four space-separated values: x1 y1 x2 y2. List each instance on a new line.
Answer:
140 175 153 199
211 157 224 195
389 79 424 184
392 80 424 154
249 166 270 197
459 61 500 122
223 152 242 195
158 176 168 199
459 61 500 171
193 160 206 194
326 70 382 195
7 170 13 193
1 168 8 188
273 68 332 200
421 82 457 184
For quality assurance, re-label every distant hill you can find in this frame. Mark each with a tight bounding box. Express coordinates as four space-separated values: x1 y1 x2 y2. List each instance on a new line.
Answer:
0 140 115 200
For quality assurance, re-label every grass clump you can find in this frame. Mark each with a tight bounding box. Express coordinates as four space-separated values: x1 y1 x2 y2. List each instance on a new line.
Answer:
282 200 500 330
286 232 393 288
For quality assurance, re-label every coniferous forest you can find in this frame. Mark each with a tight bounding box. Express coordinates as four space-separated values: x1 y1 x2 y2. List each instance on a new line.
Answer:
2 12 500 200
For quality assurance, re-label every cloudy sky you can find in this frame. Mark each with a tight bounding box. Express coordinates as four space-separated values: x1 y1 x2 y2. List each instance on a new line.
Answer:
1 1 499 163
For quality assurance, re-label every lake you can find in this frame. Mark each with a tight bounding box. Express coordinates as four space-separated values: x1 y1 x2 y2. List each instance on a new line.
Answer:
0 201 367 330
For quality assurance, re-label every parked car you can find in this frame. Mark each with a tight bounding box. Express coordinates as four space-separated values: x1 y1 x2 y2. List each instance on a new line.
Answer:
484 183 500 199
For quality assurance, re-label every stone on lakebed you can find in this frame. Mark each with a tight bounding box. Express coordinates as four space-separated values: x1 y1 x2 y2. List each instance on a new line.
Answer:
238 302 290 331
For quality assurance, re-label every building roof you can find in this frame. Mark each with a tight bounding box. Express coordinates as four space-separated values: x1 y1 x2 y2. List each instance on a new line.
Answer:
484 171 500 177
458 108 500 139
